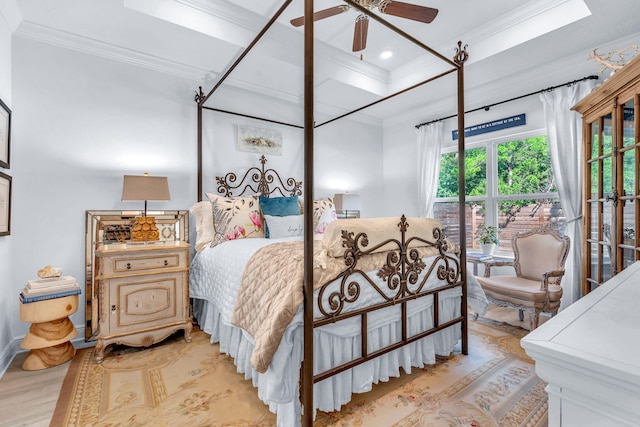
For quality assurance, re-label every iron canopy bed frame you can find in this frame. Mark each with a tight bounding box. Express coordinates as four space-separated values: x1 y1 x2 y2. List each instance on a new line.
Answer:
194 1 469 425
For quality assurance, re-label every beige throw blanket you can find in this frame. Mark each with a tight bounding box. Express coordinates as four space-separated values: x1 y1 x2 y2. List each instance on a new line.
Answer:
231 239 443 373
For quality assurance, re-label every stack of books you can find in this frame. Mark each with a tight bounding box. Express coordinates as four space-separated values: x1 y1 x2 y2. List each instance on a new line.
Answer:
20 276 81 303
467 251 493 261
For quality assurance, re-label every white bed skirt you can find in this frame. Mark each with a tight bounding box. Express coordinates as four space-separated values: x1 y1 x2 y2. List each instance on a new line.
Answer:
192 295 462 427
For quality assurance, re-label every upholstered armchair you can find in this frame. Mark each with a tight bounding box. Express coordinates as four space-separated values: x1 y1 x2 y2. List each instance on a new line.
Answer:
474 226 570 330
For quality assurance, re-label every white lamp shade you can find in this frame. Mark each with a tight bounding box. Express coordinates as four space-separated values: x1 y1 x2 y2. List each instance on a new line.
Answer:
121 175 170 201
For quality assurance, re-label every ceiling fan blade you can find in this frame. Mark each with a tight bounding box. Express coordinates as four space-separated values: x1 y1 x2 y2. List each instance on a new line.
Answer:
290 5 349 27
352 14 369 52
380 1 439 23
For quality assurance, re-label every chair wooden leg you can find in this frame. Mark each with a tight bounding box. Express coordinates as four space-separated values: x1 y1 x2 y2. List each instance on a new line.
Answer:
529 309 541 330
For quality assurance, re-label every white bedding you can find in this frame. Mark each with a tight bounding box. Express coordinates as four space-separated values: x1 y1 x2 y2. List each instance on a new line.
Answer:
190 236 488 426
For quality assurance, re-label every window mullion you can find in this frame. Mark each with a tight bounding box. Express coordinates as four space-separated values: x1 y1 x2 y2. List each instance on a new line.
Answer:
486 142 498 228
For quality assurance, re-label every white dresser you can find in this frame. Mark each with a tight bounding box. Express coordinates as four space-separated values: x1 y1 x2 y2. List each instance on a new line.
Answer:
521 261 640 426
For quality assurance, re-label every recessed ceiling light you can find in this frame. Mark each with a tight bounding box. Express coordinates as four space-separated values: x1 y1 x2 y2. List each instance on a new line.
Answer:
380 50 393 59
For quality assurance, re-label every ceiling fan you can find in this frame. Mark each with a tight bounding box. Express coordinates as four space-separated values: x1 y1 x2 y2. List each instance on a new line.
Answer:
290 1 438 53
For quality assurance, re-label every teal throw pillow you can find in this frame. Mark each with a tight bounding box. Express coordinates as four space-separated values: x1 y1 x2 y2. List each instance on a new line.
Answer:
259 195 300 238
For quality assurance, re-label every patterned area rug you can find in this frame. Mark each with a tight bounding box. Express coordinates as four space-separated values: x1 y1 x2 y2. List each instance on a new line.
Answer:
51 318 547 426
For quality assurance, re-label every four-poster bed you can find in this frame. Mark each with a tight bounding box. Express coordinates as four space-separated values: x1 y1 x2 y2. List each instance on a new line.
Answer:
191 1 475 425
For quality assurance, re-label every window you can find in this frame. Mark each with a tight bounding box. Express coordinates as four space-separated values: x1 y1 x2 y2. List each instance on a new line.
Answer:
434 134 566 252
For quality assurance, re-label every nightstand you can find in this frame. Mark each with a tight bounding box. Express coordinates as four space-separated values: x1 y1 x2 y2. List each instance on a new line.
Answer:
94 241 192 363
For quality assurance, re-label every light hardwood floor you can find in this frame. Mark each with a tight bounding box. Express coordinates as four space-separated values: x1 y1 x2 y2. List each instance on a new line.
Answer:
0 306 538 426
0 350 71 427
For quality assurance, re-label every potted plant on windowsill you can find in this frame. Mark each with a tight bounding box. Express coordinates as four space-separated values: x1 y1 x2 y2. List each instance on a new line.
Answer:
477 225 499 255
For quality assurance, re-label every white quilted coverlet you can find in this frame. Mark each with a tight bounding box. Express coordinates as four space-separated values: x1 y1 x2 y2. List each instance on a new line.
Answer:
190 237 296 326
191 236 487 320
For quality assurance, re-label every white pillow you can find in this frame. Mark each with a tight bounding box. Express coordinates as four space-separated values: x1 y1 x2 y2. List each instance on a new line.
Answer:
264 214 304 238
190 201 215 252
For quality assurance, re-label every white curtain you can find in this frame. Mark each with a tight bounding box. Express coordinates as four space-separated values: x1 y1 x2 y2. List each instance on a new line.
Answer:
416 122 444 218
540 79 597 308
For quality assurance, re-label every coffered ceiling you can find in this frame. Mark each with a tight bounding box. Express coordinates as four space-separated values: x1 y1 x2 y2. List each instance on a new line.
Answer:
8 0 640 125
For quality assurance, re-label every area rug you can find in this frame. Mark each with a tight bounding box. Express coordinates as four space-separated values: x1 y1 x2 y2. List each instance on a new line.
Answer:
51 319 546 426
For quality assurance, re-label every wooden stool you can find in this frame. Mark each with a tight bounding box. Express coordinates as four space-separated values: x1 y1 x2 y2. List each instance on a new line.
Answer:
19 294 78 370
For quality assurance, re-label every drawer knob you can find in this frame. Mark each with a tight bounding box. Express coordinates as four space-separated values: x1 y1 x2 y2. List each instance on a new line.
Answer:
164 260 169 266
126 263 131 270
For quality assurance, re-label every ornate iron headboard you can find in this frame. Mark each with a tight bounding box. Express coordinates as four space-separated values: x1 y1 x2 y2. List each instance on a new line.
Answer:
216 155 302 198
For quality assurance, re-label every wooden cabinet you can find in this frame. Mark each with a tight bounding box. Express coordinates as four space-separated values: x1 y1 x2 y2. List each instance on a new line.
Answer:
94 241 192 363
573 55 640 296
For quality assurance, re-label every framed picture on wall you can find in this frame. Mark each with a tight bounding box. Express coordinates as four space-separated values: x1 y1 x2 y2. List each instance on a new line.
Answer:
237 125 282 155
0 171 11 236
0 98 10 169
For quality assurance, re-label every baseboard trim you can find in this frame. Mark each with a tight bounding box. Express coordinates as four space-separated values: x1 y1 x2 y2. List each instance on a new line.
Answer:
0 339 18 379
0 324 90 380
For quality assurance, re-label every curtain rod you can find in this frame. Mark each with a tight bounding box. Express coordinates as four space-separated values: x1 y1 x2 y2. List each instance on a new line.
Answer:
414 74 599 129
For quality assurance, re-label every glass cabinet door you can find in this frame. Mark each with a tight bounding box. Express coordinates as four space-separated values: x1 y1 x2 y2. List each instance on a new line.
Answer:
584 96 640 295
617 98 639 273
585 114 614 293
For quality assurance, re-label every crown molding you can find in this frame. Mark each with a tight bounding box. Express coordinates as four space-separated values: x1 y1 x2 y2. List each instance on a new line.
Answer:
13 21 300 104
15 21 208 82
14 20 381 125
389 0 591 91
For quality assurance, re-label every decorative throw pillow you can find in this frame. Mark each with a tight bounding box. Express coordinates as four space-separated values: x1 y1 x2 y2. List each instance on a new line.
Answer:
264 214 304 238
313 197 337 234
259 195 300 237
189 200 215 252
206 193 264 246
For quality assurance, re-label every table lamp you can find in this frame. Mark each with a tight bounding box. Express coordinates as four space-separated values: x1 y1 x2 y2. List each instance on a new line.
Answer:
334 193 360 218
121 174 170 241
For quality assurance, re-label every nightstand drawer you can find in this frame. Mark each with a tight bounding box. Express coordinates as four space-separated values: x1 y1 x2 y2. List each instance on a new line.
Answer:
113 253 182 273
108 273 183 333
99 249 187 276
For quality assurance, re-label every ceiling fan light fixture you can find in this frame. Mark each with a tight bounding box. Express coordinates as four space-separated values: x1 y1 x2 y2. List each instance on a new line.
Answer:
380 50 393 59
290 1 438 53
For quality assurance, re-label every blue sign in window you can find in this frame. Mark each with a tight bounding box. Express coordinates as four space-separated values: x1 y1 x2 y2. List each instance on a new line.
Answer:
452 113 526 140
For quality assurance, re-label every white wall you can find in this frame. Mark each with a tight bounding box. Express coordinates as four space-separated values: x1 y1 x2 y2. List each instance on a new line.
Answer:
0 35 383 366
8 36 199 346
199 89 384 215
0 5 13 375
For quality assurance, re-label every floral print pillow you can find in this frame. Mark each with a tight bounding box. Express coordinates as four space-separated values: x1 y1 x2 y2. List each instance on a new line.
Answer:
313 197 337 234
206 194 264 246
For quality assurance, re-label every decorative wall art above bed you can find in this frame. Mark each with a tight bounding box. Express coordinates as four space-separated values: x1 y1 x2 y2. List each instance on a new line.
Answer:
237 124 283 155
